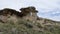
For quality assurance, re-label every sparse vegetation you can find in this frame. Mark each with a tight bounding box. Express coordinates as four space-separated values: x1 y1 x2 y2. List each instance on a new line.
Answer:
0 19 60 34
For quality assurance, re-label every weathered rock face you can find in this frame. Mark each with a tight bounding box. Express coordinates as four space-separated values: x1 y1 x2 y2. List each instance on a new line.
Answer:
0 6 60 26
20 6 38 16
0 8 19 16
20 7 38 22
0 8 21 23
0 6 38 23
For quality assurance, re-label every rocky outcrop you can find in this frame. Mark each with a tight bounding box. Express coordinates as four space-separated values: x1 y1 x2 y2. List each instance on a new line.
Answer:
0 6 38 23
0 6 60 25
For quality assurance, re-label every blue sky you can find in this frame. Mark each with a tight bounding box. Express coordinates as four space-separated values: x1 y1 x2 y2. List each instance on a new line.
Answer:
0 0 60 21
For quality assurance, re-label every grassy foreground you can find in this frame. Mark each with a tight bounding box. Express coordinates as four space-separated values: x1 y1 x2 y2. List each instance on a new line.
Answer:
0 19 60 34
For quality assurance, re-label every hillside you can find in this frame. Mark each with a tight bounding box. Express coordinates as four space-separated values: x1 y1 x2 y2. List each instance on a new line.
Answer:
0 19 60 34
0 6 60 34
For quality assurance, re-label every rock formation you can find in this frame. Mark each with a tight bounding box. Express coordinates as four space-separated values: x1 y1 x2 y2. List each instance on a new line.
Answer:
0 6 60 26
20 6 38 22
0 6 38 23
